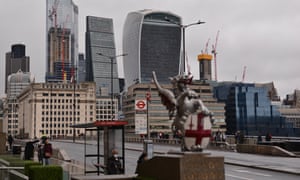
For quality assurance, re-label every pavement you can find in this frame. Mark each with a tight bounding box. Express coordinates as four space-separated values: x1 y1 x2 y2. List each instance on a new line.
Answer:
49 139 300 176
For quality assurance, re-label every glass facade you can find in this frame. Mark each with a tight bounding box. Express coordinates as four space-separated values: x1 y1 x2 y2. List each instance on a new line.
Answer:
46 0 78 82
85 16 119 97
215 83 299 136
123 10 182 89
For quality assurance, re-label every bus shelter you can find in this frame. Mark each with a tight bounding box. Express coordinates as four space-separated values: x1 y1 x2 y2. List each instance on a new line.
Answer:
71 120 128 175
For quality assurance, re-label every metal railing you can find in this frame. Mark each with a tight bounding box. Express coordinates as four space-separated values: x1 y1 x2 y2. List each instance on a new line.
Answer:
0 166 28 180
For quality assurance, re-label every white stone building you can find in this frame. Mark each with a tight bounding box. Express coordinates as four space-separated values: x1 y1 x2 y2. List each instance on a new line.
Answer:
17 82 96 139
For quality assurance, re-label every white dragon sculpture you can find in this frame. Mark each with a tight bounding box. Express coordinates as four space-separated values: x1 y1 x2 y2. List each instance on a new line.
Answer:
152 71 211 151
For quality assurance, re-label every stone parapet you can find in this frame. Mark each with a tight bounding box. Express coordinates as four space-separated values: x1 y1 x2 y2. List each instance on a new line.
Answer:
237 144 296 157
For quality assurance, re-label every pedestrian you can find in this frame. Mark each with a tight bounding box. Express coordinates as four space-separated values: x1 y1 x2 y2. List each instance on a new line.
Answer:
265 132 272 141
107 149 123 175
24 140 39 160
135 151 148 174
37 144 43 163
43 138 53 165
7 134 13 150
234 131 240 144
257 134 262 144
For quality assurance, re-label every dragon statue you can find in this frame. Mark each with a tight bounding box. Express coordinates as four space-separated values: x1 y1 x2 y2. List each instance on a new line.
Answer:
152 71 212 151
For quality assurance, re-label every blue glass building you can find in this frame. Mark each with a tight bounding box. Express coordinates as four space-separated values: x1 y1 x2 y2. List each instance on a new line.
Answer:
215 83 297 136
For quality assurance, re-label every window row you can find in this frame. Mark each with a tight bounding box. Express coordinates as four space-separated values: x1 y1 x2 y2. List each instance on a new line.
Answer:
42 111 81 116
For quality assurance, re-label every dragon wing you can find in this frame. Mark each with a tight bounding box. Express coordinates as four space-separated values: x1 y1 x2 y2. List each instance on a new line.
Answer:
152 71 177 114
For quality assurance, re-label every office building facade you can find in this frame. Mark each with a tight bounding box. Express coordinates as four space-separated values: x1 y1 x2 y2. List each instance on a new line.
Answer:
46 0 78 82
85 16 120 97
214 82 299 136
5 44 30 93
123 82 225 136
3 70 34 136
17 82 96 139
123 10 182 89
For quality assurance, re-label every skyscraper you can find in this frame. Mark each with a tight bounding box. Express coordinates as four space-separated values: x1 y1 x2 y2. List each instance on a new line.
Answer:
85 16 119 96
77 53 86 83
4 70 34 136
198 53 212 81
5 44 30 93
123 10 182 89
46 0 78 82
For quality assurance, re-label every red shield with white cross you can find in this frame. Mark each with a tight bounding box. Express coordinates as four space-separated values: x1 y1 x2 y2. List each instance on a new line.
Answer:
184 112 212 150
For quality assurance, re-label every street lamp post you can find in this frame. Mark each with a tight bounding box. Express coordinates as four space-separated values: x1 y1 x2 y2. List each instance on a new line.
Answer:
165 17 205 75
97 53 127 120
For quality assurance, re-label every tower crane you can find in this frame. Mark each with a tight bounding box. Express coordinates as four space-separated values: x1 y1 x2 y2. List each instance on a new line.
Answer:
48 0 60 28
61 15 69 81
212 30 220 81
201 38 210 54
242 66 247 82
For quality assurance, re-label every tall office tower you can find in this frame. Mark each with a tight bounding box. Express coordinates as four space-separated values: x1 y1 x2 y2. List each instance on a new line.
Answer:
46 0 78 82
3 70 34 136
5 44 30 93
86 16 119 97
123 10 182 89
198 53 213 81
77 53 86 83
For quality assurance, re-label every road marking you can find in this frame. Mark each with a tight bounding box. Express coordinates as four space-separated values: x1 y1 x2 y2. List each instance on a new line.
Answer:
234 169 272 177
226 174 253 180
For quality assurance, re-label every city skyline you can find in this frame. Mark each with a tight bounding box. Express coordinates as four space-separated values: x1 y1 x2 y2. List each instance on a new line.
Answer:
1 0 299 98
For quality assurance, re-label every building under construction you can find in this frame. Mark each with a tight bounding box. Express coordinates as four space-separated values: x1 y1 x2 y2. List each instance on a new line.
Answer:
46 0 78 82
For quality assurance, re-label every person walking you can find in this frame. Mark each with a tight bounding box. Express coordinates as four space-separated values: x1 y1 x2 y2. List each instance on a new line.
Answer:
135 152 148 174
7 134 13 151
43 138 53 165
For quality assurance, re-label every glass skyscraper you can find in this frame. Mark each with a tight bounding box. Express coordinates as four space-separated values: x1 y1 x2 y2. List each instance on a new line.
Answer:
5 44 30 93
123 10 182 89
46 0 78 82
85 16 119 96
215 82 297 136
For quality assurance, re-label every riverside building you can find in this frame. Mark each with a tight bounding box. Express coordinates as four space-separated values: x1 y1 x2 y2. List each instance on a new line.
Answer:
17 82 96 139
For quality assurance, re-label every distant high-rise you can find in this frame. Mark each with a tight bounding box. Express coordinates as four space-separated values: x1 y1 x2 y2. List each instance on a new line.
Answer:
5 44 30 93
198 54 212 81
46 0 78 82
123 10 182 89
4 70 34 136
77 53 86 83
85 16 119 96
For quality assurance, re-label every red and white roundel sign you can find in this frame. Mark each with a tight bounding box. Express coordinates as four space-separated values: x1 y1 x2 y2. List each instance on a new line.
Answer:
135 100 147 110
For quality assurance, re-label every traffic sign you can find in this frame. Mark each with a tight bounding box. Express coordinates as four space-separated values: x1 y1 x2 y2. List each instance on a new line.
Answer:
135 100 147 110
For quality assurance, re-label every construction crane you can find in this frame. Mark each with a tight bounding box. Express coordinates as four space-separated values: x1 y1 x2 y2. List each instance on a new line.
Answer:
48 0 60 28
202 38 210 54
242 66 247 82
212 30 220 81
61 15 69 81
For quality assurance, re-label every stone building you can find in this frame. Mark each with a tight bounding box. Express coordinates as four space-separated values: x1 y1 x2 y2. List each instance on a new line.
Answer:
123 82 225 137
17 82 96 139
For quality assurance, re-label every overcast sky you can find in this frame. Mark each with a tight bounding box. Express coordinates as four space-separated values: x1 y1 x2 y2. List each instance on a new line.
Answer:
1 0 299 99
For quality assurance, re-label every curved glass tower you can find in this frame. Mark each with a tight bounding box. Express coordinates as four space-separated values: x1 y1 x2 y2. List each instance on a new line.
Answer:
123 10 182 89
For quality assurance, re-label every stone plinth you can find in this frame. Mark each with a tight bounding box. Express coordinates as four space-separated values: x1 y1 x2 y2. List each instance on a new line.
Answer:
137 151 224 180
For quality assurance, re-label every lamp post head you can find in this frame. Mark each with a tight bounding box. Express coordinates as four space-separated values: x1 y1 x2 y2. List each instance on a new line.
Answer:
97 52 128 58
196 20 206 24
